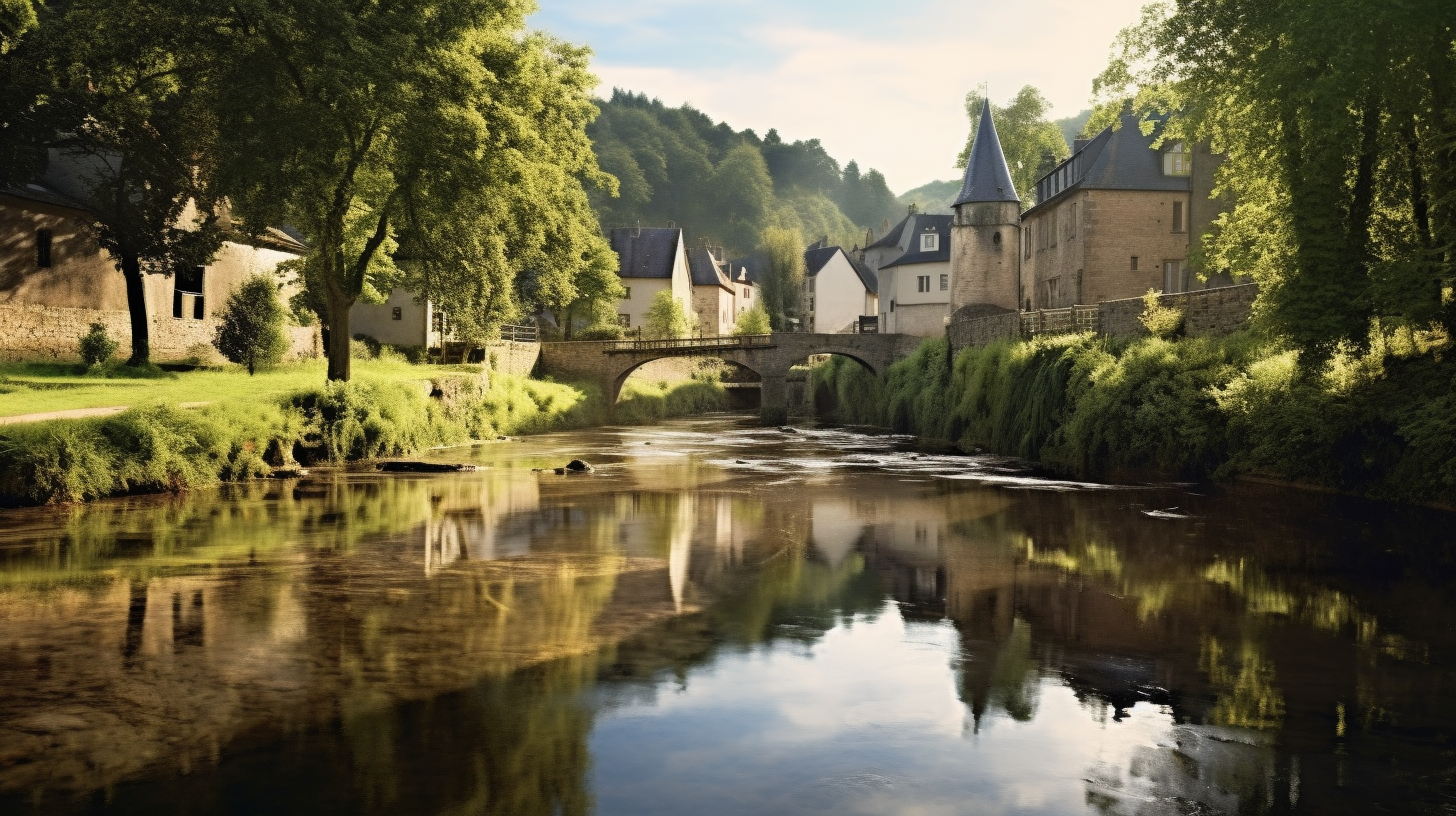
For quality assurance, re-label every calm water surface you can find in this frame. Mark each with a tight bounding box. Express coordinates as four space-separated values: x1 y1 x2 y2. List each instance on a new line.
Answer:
2 416 1455 815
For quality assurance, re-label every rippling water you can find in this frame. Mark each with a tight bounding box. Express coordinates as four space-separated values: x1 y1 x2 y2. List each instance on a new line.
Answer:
1 415 1454 814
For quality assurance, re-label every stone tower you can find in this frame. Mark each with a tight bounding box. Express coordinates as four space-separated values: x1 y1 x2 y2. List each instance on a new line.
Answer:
950 103 1022 314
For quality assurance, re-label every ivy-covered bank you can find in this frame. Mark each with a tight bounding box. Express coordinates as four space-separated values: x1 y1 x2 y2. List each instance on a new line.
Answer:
811 331 1456 507
0 374 728 507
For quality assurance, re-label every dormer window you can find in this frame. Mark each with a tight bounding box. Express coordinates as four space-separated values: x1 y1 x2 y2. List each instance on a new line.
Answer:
1163 142 1191 176
920 233 939 252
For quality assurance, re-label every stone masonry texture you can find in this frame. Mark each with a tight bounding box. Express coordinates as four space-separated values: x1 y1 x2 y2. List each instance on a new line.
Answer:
0 303 320 363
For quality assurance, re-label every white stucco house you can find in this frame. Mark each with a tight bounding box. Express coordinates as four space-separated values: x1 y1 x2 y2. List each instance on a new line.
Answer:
862 213 953 337
610 226 693 334
803 241 878 334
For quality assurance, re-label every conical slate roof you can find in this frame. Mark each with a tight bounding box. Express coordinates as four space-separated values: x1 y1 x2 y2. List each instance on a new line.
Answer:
953 103 1019 206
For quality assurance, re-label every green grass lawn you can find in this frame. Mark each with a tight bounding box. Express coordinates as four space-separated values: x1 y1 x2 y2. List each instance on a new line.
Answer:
0 359 482 418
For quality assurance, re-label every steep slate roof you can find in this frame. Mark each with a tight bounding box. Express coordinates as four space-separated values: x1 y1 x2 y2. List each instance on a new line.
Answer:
953 103 1019 206
880 215 952 269
687 246 734 292
804 245 878 294
609 227 682 279
1023 113 1190 217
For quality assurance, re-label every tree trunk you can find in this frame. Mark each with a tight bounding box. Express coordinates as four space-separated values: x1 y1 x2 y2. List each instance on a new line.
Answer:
325 287 353 381
121 252 150 366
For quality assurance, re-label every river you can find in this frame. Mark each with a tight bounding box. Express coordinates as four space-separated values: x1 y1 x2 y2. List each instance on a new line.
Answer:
1 415 1454 815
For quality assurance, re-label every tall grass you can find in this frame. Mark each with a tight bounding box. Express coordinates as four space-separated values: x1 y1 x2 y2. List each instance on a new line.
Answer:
812 329 1456 506
0 372 728 507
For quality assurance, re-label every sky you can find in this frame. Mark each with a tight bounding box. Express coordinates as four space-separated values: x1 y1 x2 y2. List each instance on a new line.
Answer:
528 0 1153 195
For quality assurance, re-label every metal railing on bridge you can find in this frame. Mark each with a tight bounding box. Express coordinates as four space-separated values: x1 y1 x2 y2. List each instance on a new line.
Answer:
1019 306 1099 338
499 323 539 343
606 334 776 353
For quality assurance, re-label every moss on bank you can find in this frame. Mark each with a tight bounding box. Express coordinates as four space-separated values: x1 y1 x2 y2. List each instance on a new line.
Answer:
812 330 1456 506
0 372 729 507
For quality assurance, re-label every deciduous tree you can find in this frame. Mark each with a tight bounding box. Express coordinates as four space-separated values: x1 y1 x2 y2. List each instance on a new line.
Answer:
214 275 288 375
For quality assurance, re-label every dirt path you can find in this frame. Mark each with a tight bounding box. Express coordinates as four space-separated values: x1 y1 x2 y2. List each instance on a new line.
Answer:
0 402 211 426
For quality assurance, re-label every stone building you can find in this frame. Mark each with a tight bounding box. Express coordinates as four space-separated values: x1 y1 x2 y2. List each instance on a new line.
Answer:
1019 113 1230 310
948 103 1022 320
608 226 693 334
0 171 314 363
687 246 739 336
863 213 952 337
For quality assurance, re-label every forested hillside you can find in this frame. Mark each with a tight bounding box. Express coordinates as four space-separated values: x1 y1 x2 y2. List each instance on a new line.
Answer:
588 90 902 256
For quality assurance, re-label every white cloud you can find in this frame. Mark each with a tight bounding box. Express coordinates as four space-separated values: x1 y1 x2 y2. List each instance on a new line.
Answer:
569 0 1150 192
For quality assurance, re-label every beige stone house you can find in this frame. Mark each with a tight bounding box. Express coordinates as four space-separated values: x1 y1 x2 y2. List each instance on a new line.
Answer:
687 246 738 335
0 177 314 363
1019 114 1229 310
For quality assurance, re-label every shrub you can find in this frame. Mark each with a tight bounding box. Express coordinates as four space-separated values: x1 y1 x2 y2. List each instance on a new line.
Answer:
576 324 626 341
732 305 772 336
643 290 692 339
1138 289 1185 339
78 323 119 367
214 276 290 374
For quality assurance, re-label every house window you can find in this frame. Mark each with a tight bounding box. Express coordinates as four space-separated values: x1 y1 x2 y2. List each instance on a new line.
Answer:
618 314 630 328
35 229 52 268
1163 142 1190 176
890 300 896 312
920 233 939 252
1050 210 1058 247
917 275 930 293
391 307 403 320
1172 201 1185 233
1131 256 1139 271
623 286 631 300
1069 203 1077 237
1025 227 1032 259
939 274 949 291
174 266 204 320
1163 260 1189 293
809 296 815 312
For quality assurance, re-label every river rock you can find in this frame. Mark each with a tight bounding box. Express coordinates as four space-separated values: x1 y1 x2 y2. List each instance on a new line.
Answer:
552 459 595 475
378 461 481 473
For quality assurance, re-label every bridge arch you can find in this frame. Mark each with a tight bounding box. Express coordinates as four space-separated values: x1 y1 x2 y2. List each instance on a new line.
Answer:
609 355 762 405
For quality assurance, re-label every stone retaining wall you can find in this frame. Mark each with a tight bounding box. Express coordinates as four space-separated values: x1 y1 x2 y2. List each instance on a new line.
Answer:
948 312 1020 350
1099 283 1258 338
948 283 1259 351
484 341 541 378
0 302 320 363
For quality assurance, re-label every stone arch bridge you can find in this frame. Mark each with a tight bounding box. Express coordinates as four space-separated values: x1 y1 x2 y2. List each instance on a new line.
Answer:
538 334 923 424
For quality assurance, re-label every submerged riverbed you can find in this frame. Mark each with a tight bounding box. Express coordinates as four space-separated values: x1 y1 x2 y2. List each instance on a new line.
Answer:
1 415 1454 814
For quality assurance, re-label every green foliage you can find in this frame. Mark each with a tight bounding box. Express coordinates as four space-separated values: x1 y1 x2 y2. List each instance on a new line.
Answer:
211 0 614 381
1138 289 1185 339
78 323 119 368
643 290 692 339
813 330 1456 505
732 305 772 336
0 0 37 53
587 90 902 256
958 86 1070 204
759 226 807 330
214 276 289 375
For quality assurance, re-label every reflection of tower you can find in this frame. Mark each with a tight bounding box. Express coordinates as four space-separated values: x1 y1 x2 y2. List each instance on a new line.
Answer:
668 495 695 612
944 539 1025 731
950 102 1022 314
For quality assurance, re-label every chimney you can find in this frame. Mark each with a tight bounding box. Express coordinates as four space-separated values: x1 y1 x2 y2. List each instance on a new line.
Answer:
1073 138 1090 153
667 220 675 229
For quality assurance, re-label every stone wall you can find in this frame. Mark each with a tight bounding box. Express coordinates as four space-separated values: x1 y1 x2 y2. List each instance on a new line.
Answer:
948 312 1020 350
0 302 320 363
1099 283 1258 338
484 341 541 378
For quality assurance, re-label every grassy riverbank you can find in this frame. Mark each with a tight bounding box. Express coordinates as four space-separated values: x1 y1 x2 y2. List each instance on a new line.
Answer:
811 330 1456 507
0 364 729 507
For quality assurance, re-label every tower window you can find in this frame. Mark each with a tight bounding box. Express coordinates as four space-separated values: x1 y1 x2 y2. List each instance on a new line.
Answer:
992 231 1002 247
36 229 53 268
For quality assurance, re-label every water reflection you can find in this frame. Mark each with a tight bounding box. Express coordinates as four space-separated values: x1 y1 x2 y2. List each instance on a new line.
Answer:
0 418 1454 814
